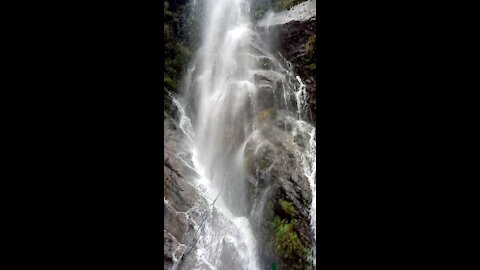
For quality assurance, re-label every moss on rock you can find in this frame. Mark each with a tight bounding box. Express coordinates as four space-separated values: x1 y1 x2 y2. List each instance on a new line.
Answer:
279 199 295 216
271 216 312 270
258 107 275 123
305 34 316 61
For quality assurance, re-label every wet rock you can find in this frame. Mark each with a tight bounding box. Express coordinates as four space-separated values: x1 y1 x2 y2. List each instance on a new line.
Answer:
164 230 178 269
254 73 273 83
256 86 275 109
176 251 197 270
164 203 189 243
256 56 276 70
244 122 314 269
164 117 207 269
257 0 316 27
164 161 200 214
257 1 317 124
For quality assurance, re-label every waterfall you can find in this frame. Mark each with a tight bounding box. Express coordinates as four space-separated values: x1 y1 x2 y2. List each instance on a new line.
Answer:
170 0 316 269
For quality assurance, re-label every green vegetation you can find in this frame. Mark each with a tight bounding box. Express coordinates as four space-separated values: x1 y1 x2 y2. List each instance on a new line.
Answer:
279 199 295 216
303 33 316 74
164 0 202 117
251 0 270 21
305 34 316 61
164 1 192 91
302 198 310 206
271 198 311 268
271 216 311 270
273 0 295 11
244 155 255 174
258 157 271 171
164 76 176 90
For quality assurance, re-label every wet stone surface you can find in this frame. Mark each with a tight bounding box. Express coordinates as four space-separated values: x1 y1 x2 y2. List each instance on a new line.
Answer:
164 118 207 270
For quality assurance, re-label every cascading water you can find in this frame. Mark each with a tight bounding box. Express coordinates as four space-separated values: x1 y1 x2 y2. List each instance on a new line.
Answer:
169 0 316 269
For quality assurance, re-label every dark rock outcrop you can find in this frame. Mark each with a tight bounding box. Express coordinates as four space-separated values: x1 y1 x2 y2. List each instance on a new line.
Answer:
248 2 316 268
244 120 314 269
257 0 317 123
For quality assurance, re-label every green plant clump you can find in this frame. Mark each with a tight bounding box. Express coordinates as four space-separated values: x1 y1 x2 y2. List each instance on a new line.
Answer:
279 199 295 216
274 0 295 11
305 34 316 61
252 0 270 21
271 216 311 270
163 0 200 117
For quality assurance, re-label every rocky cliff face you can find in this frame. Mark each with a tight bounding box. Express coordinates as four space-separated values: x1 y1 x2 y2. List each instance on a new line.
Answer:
164 118 207 270
249 2 316 268
164 1 316 269
257 0 316 123
244 122 314 270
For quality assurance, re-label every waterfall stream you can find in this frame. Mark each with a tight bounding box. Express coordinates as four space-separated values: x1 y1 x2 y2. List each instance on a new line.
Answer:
169 0 316 269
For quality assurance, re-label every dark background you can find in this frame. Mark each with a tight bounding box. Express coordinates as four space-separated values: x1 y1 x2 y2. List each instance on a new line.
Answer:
3 0 462 268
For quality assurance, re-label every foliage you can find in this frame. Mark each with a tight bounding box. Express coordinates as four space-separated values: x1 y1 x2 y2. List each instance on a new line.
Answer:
271 216 311 270
164 0 201 117
164 76 176 90
305 33 316 61
164 2 175 21
244 155 254 174
251 0 271 21
279 199 295 216
274 0 307 12
164 1 191 88
303 33 316 75
273 0 295 11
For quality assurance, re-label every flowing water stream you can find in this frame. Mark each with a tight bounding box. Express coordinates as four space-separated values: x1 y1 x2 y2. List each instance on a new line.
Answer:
169 0 316 269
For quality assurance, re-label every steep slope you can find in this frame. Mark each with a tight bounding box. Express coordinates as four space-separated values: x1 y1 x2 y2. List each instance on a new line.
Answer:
257 0 316 123
164 1 317 269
